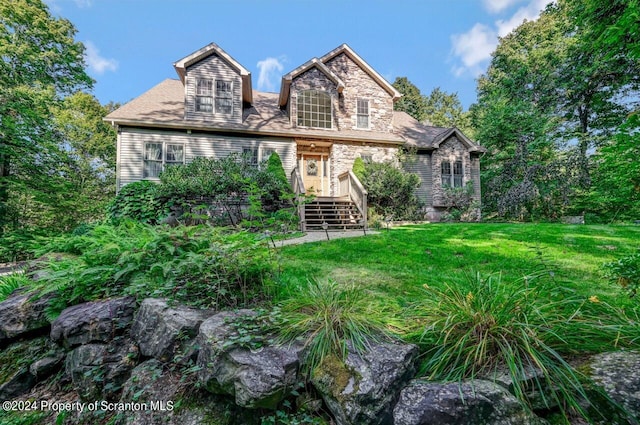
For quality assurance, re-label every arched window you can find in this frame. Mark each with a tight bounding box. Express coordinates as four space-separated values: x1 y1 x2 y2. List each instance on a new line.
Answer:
297 90 332 128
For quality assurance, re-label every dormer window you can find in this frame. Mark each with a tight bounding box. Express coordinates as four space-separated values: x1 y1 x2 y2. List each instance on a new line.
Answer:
297 90 332 129
196 79 213 112
215 80 233 114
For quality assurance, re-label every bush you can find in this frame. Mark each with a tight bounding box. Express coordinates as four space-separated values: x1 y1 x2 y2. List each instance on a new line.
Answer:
33 221 275 316
107 181 166 224
604 251 640 299
0 228 49 262
275 278 390 374
412 272 635 422
357 161 422 220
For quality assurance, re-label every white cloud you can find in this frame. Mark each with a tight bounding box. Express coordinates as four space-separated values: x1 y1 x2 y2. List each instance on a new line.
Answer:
256 57 284 92
84 41 118 75
496 0 551 36
450 0 552 77
482 0 527 14
450 23 498 77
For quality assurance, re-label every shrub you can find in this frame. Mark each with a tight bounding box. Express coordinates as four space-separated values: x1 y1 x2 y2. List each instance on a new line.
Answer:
276 278 390 374
352 156 365 180
441 182 479 222
413 272 634 422
357 161 422 220
604 251 640 299
0 228 49 262
34 221 274 316
107 181 166 224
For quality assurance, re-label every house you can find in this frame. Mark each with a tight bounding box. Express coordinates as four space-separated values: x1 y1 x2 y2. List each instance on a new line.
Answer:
105 42 485 227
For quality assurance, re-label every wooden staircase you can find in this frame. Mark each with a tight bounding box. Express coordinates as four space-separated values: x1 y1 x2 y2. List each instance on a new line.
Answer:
304 196 364 231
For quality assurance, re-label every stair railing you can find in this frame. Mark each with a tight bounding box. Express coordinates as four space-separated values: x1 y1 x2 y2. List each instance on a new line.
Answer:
291 167 306 231
338 170 368 229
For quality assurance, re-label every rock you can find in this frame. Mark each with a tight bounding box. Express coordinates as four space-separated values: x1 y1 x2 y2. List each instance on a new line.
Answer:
65 337 138 401
51 296 136 348
0 368 36 400
311 340 418 425
116 359 258 425
197 309 303 409
0 289 55 344
393 379 545 425
485 365 555 411
589 351 640 422
29 351 65 381
130 298 212 362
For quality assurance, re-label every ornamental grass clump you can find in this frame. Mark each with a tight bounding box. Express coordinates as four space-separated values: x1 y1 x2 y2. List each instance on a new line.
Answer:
413 272 635 422
276 278 391 374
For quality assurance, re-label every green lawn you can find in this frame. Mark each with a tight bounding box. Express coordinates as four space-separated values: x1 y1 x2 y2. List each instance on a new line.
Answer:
275 223 640 309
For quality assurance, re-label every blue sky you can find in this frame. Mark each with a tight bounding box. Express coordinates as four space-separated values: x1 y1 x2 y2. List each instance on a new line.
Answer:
46 0 551 109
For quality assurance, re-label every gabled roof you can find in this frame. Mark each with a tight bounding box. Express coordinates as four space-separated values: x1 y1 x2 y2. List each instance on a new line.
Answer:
173 42 253 104
393 111 485 153
278 58 346 107
319 44 401 101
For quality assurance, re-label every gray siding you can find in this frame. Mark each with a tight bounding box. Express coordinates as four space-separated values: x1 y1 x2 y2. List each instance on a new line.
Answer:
404 152 432 207
185 53 243 124
117 127 296 191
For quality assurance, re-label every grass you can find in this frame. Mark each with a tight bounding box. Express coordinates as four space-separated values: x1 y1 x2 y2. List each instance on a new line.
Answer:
274 222 640 423
275 223 640 310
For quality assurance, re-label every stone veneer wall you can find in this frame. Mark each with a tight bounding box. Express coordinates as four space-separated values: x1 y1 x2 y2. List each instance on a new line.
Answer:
329 143 398 196
289 54 394 133
290 68 339 129
431 136 472 207
324 53 394 133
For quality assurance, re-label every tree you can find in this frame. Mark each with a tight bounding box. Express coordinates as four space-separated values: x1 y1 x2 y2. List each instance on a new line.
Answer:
0 0 92 233
392 77 427 122
474 1 640 220
423 87 474 137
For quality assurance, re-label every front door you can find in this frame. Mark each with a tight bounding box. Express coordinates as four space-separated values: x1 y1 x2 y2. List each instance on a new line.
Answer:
300 154 329 196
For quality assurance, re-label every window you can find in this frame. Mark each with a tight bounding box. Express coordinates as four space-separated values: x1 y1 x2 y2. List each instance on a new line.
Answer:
441 160 463 188
356 98 369 129
144 142 184 178
297 90 332 128
261 147 276 162
215 80 233 114
243 147 258 166
196 79 213 112
360 154 373 164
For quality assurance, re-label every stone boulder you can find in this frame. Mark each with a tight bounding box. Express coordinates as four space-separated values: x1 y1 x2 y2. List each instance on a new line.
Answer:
485 365 554 411
311 340 418 425
65 337 138 401
0 368 35 401
130 298 212 362
116 359 257 425
51 296 136 348
589 351 640 423
197 310 304 409
0 289 55 344
393 379 545 425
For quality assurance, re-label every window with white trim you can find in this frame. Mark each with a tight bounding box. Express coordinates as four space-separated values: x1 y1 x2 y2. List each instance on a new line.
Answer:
215 80 233 114
356 98 369 129
441 160 463 188
195 79 213 112
243 147 258 166
297 90 332 128
143 142 184 178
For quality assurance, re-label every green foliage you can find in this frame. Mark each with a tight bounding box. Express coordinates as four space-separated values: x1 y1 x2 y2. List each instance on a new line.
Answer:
0 0 93 235
357 161 422 220
604 251 640 299
0 273 32 302
0 228 49 262
392 77 426 122
276 279 390 374
108 181 166 224
423 87 474 137
33 221 274 315
441 182 478 222
351 157 365 180
413 272 634 422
